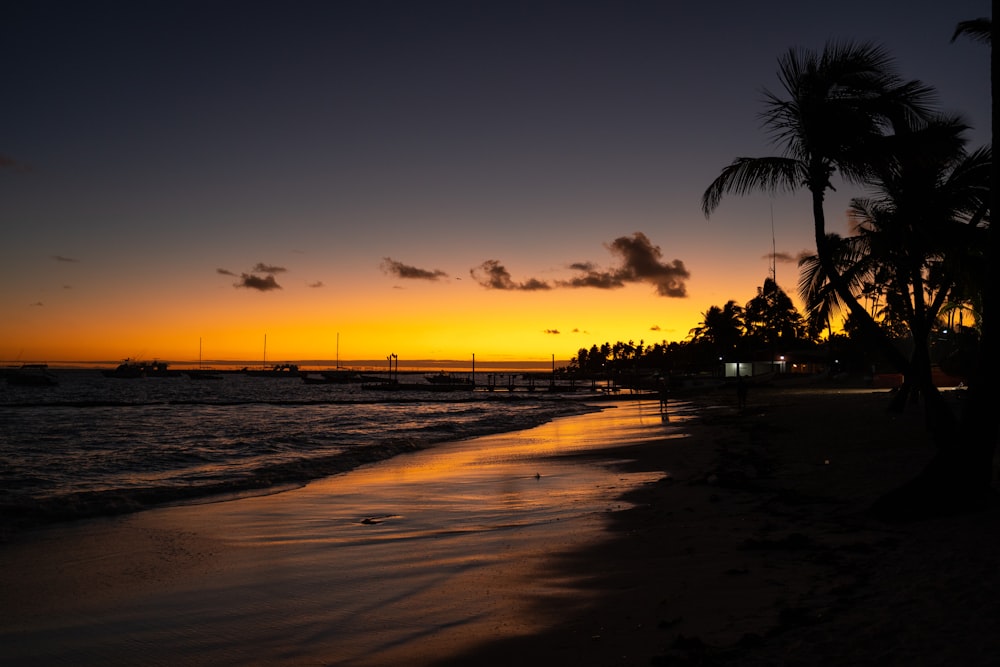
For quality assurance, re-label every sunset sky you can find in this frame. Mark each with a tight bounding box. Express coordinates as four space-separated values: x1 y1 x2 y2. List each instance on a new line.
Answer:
1 0 991 365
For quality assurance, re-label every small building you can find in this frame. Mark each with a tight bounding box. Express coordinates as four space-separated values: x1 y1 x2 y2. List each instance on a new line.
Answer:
723 359 786 378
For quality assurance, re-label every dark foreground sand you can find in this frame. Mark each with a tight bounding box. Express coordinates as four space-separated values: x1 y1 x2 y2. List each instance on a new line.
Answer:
2 385 998 666
437 385 1000 667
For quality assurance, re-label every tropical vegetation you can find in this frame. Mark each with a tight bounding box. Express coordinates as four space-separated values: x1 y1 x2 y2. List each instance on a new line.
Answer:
571 18 996 517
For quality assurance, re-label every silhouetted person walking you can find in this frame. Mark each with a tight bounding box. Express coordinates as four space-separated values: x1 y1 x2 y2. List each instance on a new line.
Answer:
736 375 748 410
656 373 669 421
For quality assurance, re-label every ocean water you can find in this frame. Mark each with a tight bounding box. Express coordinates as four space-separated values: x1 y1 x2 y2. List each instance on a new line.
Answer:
1 370 662 535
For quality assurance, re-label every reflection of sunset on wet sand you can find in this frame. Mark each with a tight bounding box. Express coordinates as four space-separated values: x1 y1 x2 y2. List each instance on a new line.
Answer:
0 400 688 665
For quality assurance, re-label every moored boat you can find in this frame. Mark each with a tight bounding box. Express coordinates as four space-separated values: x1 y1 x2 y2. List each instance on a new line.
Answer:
424 372 473 385
102 359 182 378
6 363 59 386
243 363 301 377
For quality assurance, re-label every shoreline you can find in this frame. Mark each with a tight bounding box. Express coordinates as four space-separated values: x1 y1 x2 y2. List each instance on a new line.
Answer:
1 393 619 539
0 397 690 665
3 386 997 665
436 385 1000 666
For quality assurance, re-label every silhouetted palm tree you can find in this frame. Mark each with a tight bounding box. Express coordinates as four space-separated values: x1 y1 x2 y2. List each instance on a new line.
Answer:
689 300 744 359
952 18 992 45
744 277 807 346
852 115 989 418
702 42 935 378
707 35 997 515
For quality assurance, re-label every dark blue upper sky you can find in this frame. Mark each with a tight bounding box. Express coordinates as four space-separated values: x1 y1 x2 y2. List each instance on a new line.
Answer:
0 0 992 360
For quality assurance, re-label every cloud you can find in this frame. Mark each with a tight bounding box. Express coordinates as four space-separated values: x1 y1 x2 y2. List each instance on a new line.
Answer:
607 233 689 297
559 262 626 289
308 281 325 288
650 325 661 331
764 251 797 264
253 262 287 274
219 262 287 290
30 301 43 307
51 255 79 263
381 257 449 281
544 328 560 334
236 273 282 291
470 260 551 291
558 232 689 297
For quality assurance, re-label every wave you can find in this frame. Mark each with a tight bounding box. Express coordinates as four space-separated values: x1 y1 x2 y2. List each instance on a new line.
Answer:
0 396 602 538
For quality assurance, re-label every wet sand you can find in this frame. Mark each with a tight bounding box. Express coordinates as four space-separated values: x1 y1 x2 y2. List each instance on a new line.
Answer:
3 386 998 666
1 398 684 666
437 385 1000 666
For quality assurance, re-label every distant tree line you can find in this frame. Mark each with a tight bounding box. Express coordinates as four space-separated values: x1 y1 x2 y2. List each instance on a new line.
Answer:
566 272 976 380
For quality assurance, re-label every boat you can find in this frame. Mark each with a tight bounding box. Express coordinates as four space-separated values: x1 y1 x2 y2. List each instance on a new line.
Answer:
6 364 59 386
186 339 225 379
102 359 182 378
425 372 473 386
186 369 225 380
301 369 365 384
243 363 301 377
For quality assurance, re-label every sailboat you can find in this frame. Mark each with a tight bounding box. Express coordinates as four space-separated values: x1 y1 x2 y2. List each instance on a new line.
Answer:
187 338 224 380
301 333 364 383
243 334 301 377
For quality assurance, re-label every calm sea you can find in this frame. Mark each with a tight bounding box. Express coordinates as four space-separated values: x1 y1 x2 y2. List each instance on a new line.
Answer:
1 369 670 536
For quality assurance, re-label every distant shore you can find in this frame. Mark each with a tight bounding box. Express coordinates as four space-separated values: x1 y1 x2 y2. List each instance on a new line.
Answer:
2 358 574 372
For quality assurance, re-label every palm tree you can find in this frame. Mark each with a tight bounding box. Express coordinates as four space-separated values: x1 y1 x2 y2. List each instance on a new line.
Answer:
952 18 992 45
706 37 997 515
851 115 989 416
689 301 744 349
744 277 807 346
702 42 935 381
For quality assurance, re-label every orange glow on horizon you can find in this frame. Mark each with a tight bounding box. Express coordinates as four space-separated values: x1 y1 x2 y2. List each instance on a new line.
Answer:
2 279 727 365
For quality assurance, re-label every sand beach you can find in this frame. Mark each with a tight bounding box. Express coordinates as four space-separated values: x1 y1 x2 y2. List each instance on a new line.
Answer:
2 385 998 666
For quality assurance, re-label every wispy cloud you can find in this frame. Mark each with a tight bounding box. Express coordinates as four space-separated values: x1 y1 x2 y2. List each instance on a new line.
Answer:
381 257 449 281
220 262 286 291
253 262 287 274
470 260 551 291
51 255 79 263
236 273 282 291
30 301 44 307
559 232 689 297
764 251 797 264
468 233 688 297
308 281 325 288
559 261 625 289
544 328 560 334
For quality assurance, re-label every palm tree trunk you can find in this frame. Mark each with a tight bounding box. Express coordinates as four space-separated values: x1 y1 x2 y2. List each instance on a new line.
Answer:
810 183 912 378
874 23 999 518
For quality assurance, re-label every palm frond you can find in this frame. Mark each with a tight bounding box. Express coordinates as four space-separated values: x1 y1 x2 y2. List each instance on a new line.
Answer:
701 157 803 216
951 18 992 45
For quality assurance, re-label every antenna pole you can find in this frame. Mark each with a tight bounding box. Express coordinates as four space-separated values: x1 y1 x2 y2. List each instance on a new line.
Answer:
770 199 777 285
